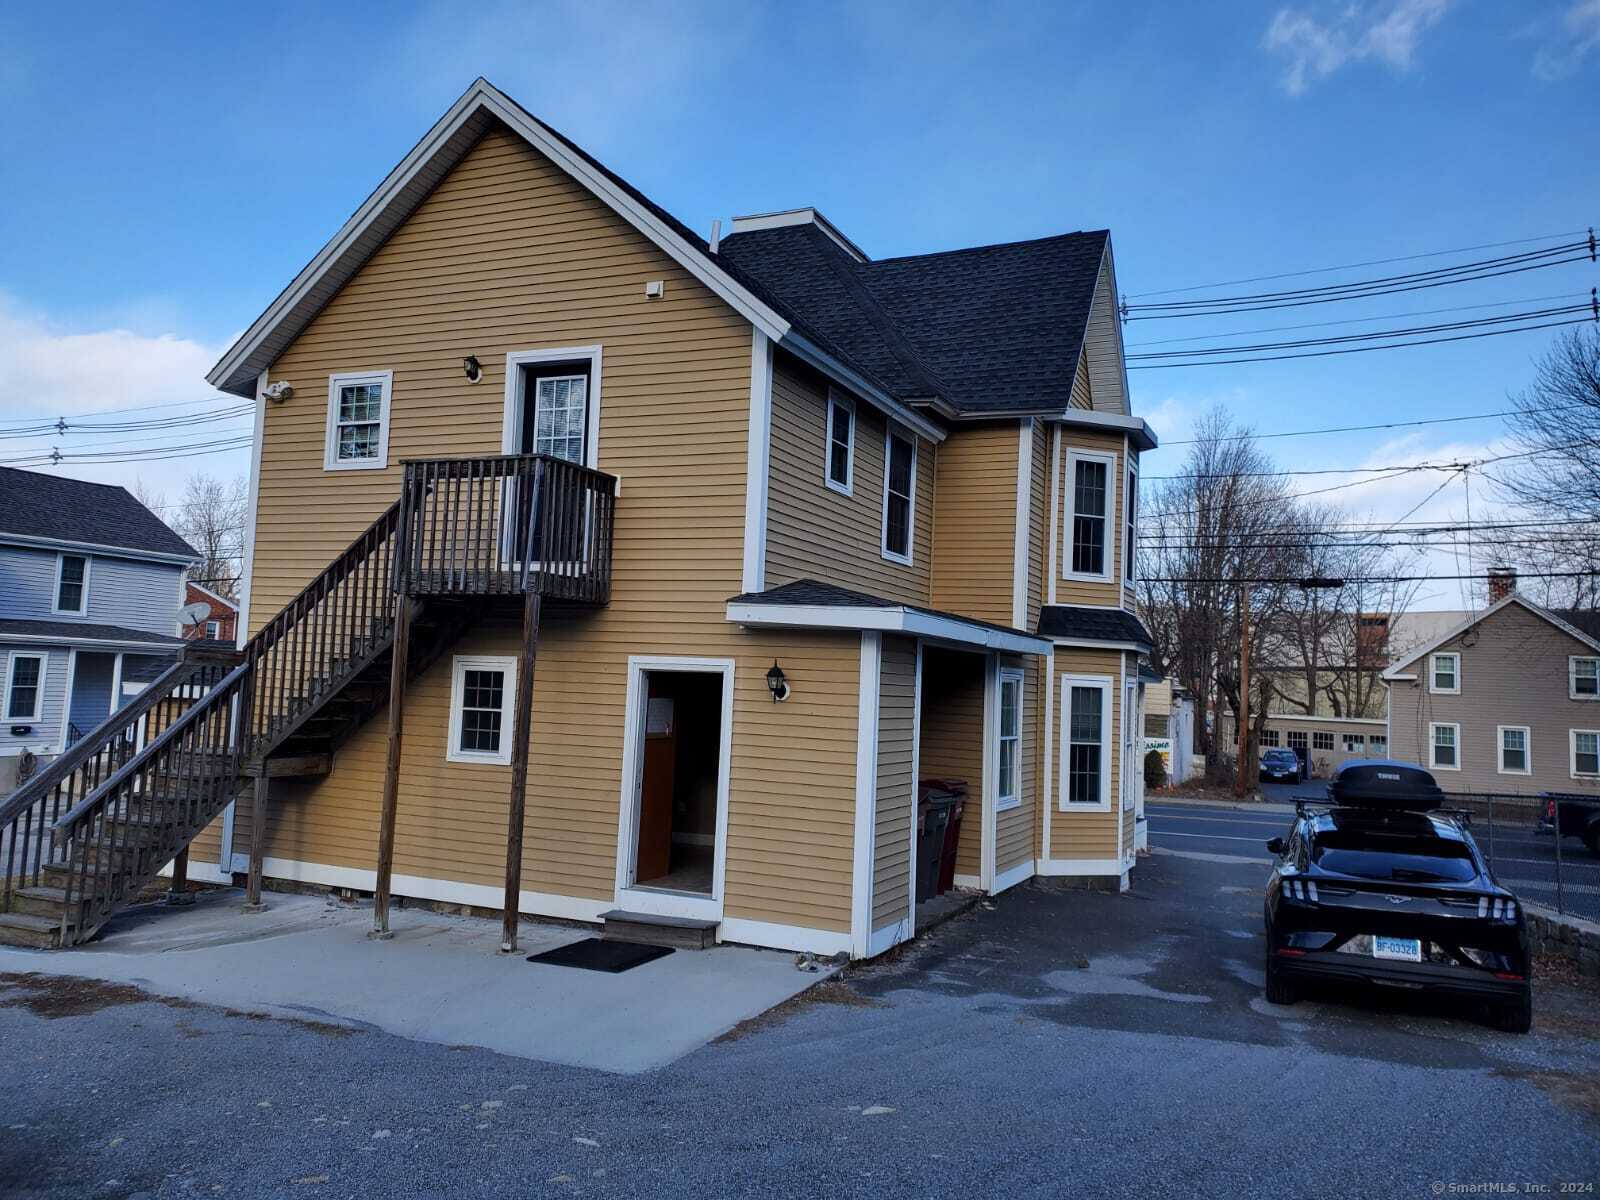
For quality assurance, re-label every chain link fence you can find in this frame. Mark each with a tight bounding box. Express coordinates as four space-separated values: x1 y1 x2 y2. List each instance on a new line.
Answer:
1444 792 1599 923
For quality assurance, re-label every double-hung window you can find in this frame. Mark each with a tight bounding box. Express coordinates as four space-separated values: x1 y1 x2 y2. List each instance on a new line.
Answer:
1429 722 1460 770
1059 677 1110 808
1124 461 1138 584
1429 652 1460 695
881 427 916 564
1498 726 1531 775
1573 730 1600 778
205 620 221 640
325 371 393 470
5 652 46 723
825 390 854 494
997 670 1023 812
54 553 88 615
447 655 517 765
1571 656 1599 700
1064 451 1115 581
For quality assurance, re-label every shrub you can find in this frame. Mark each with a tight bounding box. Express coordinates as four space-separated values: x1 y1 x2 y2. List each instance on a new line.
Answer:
1143 748 1167 790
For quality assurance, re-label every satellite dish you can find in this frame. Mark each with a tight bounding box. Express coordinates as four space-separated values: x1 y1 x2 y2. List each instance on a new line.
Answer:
179 601 212 629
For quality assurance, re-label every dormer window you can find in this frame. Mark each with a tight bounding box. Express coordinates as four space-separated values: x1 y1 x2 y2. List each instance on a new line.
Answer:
325 371 393 471
1429 652 1460 695
826 390 854 495
54 553 88 615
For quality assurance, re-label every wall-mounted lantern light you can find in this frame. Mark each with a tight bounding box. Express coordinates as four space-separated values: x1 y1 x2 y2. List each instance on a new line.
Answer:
462 355 483 384
765 660 790 703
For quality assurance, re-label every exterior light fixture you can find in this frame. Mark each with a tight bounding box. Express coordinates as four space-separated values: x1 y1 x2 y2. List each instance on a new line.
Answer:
765 660 790 703
462 355 483 384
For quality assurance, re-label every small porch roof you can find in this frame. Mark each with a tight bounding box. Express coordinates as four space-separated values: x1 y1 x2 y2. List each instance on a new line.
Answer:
0 618 186 652
727 580 1049 655
1037 605 1154 651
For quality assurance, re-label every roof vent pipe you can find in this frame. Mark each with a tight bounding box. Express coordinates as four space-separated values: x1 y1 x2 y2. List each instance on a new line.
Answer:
709 219 721 255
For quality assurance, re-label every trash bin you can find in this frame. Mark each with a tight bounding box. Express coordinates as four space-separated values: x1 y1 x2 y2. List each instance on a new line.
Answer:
939 791 967 893
917 793 954 902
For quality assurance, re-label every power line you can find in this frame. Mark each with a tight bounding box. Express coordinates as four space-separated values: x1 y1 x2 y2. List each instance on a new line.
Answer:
1139 570 1600 585
1155 403 1589 445
0 394 242 427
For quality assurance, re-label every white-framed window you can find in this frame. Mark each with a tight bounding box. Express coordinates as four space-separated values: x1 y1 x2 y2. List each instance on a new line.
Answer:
1312 730 1334 752
528 372 589 463
1370 735 1388 756
1498 725 1531 775
1343 733 1366 753
1429 651 1460 695
1287 730 1307 752
997 669 1023 812
324 370 393 471
1572 729 1600 778
1570 656 1599 700
447 655 517 765
1261 728 1280 747
1429 722 1461 771
1124 458 1138 584
4 651 47 723
881 426 916 565
1063 449 1116 582
825 389 854 495
205 620 221 640
1059 675 1111 809
53 552 89 615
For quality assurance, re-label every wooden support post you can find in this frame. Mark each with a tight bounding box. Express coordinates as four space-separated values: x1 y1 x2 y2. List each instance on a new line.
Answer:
501 588 542 954
371 597 413 940
166 846 194 905
243 774 269 912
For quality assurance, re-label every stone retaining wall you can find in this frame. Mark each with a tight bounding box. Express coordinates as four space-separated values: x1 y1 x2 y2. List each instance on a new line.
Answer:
1525 904 1600 978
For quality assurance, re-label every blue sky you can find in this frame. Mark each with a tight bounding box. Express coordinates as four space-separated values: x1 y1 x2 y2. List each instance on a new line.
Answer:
1 1 1595 606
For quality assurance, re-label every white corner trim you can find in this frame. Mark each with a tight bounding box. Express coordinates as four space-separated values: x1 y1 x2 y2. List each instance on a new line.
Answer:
1047 425 1061 606
1041 647 1055 862
445 654 518 765
323 370 393 471
851 631 883 957
1012 420 1033 629
981 652 999 892
993 857 1034 894
56 648 78 753
237 369 268 646
867 920 910 958
718 915 852 958
908 639 924 938
726 601 1048 655
500 345 604 469
742 331 774 593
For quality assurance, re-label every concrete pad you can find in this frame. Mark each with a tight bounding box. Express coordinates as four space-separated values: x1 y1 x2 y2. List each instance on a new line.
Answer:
0 888 833 1073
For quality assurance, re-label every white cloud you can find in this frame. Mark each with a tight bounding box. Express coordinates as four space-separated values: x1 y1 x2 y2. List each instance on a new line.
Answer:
1532 0 1600 81
1262 0 1453 95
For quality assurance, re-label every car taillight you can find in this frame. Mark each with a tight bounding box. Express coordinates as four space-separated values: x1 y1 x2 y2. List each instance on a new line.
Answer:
1477 897 1518 922
1284 879 1319 902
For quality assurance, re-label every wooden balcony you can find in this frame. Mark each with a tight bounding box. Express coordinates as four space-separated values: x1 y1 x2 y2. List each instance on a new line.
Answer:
397 454 616 605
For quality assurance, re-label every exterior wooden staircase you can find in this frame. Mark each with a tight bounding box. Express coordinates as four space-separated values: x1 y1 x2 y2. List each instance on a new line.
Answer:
0 454 615 949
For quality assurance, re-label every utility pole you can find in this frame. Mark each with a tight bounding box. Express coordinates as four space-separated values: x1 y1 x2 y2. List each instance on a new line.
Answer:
1235 582 1251 798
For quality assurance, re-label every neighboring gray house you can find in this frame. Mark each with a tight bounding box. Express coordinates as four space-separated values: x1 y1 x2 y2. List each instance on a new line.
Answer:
0 466 197 790
1382 591 1600 798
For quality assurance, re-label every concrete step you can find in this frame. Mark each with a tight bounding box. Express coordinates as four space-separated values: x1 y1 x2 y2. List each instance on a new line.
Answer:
599 910 717 950
7 885 73 921
0 911 63 949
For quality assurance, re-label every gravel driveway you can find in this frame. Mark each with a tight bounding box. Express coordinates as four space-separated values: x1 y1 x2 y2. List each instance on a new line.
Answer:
3 851 1597 1199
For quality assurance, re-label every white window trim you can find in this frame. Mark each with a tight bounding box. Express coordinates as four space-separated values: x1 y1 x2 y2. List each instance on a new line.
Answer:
1569 655 1600 701
5 650 48 724
446 654 518 766
1428 721 1461 771
1123 454 1138 585
1497 725 1532 776
880 424 917 566
1058 673 1113 811
825 388 855 496
500 345 603 469
996 668 1024 813
324 370 394 471
1571 729 1600 779
1428 652 1460 695
1062 448 1117 584
205 620 221 640
51 552 91 617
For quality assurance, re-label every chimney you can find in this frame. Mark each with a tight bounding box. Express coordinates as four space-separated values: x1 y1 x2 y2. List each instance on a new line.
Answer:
1488 565 1517 604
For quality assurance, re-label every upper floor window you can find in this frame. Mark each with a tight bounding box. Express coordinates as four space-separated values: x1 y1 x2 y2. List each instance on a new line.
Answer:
205 620 221 640
1065 450 1115 582
324 370 393 471
881 427 916 565
1429 652 1460 695
1571 656 1599 700
997 669 1023 812
5 651 46 722
825 390 854 495
1124 461 1138 584
54 553 88 615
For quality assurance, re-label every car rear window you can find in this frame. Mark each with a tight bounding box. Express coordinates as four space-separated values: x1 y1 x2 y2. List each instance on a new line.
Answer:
1310 824 1478 883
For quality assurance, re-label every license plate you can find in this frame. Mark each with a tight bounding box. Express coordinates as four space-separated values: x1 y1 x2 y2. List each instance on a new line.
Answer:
1372 936 1422 962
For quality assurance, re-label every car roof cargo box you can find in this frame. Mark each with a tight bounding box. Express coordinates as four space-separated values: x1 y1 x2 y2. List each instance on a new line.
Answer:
1327 760 1444 811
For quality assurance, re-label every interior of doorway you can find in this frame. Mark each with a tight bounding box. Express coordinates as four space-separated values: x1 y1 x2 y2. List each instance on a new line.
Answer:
633 670 723 895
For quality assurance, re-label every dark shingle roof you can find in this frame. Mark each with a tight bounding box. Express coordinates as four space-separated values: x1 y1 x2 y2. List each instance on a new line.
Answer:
0 618 185 646
719 223 1108 416
1557 608 1600 644
730 578 1037 640
0 467 197 559
1037 605 1154 648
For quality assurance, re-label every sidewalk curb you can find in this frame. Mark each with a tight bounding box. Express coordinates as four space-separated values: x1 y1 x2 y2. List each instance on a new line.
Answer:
1148 795 1298 815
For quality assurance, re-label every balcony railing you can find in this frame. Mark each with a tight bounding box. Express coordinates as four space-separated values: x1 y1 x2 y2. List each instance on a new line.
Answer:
397 454 616 605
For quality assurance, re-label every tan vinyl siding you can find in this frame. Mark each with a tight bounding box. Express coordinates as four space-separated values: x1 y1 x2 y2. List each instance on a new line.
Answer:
1082 253 1129 415
240 123 863 936
995 653 1035 875
872 635 917 930
1055 429 1128 609
765 353 934 604
1070 353 1093 410
1027 420 1048 631
930 424 1020 626
1050 646 1122 861
1123 450 1140 613
920 647 987 879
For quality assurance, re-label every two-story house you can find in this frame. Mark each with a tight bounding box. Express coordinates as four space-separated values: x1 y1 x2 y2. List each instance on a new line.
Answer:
0 79 1155 956
0 466 196 791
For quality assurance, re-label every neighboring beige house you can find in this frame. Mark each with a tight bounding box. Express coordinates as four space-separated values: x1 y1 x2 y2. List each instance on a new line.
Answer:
1 79 1157 954
1383 592 1600 798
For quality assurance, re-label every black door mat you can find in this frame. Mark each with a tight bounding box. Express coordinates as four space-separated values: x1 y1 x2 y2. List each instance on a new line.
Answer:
526 938 674 973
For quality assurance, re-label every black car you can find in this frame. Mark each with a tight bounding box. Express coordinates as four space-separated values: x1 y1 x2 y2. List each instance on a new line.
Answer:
1536 793 1600 857
1263 760 1532 1033
1259 747 1307 783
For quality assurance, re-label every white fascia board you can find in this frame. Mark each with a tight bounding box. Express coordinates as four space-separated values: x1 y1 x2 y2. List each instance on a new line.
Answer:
0 532 195 567
0 632 183 651
185 580 238 613
726 602 1048 656
1050 636 1148 652
1048 409 1158 452
779 330 947 445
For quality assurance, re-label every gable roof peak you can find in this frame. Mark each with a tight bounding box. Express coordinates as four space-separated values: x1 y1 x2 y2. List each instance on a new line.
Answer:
727 208 869 262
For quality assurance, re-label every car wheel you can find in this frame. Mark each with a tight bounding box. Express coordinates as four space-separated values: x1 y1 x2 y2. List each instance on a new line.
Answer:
1492 985 1533 1034
1264 958 1297 1005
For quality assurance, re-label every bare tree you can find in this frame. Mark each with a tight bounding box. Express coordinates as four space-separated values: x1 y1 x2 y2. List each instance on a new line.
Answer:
135 473 248 600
